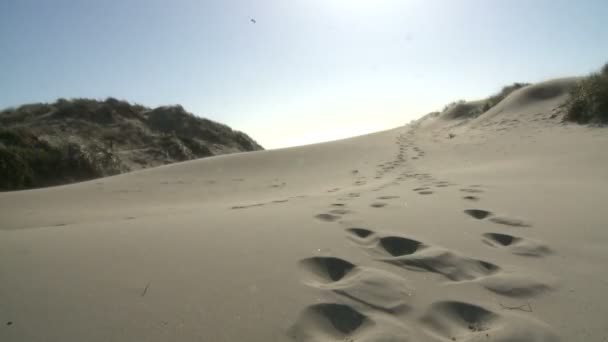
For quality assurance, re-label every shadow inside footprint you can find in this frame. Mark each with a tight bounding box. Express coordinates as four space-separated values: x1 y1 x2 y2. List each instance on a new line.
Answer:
464 209 492 220
377 196 400 200
384 249 500 281
290 303 370 341
483 233 520 246
489 217 531 227
370 202 388 208
463 196 479 201
315 213 340 222
421 301 499 340
329 209 351 215
379 236 423 256
299 257 356 283
347 228 375 239
483 233 551 257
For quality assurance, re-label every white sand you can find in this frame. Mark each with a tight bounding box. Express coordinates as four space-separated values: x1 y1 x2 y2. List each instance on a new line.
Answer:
1 78 607 341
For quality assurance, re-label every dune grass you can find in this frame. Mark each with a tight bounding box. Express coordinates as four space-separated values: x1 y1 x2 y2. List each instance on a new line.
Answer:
563 63 608 124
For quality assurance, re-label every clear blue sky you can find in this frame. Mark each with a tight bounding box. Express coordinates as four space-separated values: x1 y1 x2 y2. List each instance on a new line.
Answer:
1 0 607 148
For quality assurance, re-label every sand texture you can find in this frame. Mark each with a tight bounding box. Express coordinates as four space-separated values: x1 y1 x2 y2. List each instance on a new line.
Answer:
1 78 607 341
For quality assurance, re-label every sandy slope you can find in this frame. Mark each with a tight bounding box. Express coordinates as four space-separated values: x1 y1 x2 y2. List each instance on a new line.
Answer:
1 78 608 341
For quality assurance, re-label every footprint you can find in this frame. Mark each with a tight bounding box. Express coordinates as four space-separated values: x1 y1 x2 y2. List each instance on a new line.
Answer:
346 228 376 239
377 196 400 200
488 217 532 228
356 233 498 282
329 209 352 215
413 187 429 191
464 209 492 220
299 257 356 284
482 233 552 257
231 203 265 210
421 301 559 341
287 303 371 341
478 273 554 298
418 191 434 195
376 236 425 257
421 301 498 340
331 203 346 207
370 202 388 208
462 196 479 201
315 213 341 222
298 257 413 314
385 248 500 281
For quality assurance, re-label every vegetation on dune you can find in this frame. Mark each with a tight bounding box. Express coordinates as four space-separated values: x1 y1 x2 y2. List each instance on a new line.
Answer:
563 62 608 124
439 83 529 120
0 98 263 191
481 83 530 112
0 129 119 190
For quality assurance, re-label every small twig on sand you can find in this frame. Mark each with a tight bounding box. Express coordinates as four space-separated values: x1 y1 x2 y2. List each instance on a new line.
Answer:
500 301 533 312
141 282 151 297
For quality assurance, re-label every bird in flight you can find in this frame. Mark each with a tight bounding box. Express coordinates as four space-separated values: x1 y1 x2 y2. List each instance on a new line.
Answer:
250 18 257 24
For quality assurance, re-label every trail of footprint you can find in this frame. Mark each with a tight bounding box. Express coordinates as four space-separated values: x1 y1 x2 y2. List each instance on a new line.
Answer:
420 301 559 341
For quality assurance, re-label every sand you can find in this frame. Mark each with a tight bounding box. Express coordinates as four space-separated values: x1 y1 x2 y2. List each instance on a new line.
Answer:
1 78 608 341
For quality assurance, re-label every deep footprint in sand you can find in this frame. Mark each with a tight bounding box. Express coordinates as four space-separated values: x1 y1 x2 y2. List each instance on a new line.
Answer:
287 303 371 341
418 191 434 195
353 232 499 282
421 301 559 341
298 256 413 313
288 303 411 342
384 248 500 281
346 228 376 239
370 202 388 208
463 196 480 201
299 257 357 284
464 209 493 220
465 209 532 227
482 233 552 257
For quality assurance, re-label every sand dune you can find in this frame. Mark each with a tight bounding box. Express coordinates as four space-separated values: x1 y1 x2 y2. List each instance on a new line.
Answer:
1 78 608 341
